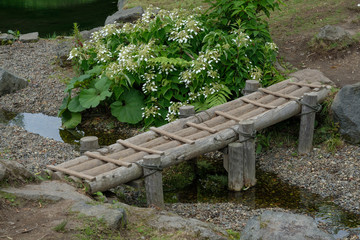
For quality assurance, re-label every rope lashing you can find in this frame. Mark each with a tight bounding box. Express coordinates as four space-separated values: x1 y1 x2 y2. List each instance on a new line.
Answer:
295 99 322 116
134 161 163 178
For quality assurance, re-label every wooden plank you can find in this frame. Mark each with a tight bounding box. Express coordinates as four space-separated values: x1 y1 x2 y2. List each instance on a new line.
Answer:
150 127 195 144
186 122 217 134
47 165 95 181
117 139 165 155
215 111 241 121
259 88 300 100
288 82 323 88
85 152 132 167
241 98 276 109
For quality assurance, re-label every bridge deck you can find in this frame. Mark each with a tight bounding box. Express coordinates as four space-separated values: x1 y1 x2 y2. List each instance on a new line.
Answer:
47 69 333 193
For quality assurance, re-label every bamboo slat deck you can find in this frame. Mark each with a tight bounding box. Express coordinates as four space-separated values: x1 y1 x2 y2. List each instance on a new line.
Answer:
47 69 333 193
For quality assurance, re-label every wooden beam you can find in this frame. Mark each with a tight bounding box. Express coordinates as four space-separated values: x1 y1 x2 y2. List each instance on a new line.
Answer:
259 88 300 100
47 165 95 181
215 111 241 121
150 127 195 144
85 152 132 167
241 98 276 109
186 122 217 134
288 82 324 88
117 139 165 155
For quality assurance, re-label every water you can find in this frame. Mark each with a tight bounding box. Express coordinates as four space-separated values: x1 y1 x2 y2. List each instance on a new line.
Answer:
0 0 117 37
0 109 122 145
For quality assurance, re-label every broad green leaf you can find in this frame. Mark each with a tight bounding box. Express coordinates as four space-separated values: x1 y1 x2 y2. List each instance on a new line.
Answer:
61 110 82 129
110 89 145 124
79 88 112 108
95 76 112 92
68 95 87 112
65 74 92 91
86 65 104 76
58 93 70 117
113 86 124 100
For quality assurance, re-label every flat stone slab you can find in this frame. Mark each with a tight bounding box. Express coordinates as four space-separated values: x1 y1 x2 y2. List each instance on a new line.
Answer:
2 180 91 202
0 33 15 42
19 32 39 43
71 201 127 229
0 67 29 96
241 210 335 240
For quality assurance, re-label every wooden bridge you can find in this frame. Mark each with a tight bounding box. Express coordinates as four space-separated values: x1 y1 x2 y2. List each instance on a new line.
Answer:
47 69 333 203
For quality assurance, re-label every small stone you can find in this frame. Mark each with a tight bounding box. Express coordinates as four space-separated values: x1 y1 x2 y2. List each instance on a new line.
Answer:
19 32 39 43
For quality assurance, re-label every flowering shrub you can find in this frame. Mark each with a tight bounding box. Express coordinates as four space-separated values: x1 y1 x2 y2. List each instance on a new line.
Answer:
60 5 281 129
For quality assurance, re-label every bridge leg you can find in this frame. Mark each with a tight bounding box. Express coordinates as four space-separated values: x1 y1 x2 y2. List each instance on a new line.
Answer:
80 136 99 154
228 142 244 191
143 154 164 209
239 120 256 187
298 93 318 154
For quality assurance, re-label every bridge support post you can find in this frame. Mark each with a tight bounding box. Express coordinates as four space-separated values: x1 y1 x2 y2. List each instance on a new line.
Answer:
298 93 318 154
243 80 260 95
179 105 195 118
143 154 164 209
228 120 256 191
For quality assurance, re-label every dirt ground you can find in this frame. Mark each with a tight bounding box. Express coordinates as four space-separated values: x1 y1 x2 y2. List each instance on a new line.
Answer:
271 0 360 87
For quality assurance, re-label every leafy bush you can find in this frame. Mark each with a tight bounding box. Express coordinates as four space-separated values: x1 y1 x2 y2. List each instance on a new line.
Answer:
60 4 282 129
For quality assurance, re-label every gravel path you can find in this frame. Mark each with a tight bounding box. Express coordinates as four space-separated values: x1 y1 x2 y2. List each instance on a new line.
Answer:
0 40 359 238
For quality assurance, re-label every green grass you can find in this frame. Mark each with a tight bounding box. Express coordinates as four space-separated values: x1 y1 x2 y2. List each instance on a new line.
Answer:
124 0 205 10
269 0 353 37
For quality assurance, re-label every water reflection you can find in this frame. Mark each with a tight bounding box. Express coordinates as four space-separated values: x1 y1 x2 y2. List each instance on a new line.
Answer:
0 0 98 9
0 0 116 36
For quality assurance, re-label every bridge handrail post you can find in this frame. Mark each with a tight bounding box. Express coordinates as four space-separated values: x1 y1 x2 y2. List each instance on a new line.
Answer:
242 80 260 95
143 154 164 209
298 93 318 154
179 105 195 118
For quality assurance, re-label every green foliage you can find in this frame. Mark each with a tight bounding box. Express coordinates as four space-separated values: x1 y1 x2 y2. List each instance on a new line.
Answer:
53 220 68 232
60 5 282 128
7 29 20 39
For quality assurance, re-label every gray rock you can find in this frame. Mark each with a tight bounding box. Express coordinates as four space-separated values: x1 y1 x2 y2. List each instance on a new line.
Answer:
19 32 39 43
105 6 144 25
0 159 34 181
0 67 29 96
331 83 360 143
0 163 6 181
3 180 91 202
241 211 335 240
149 213 228 240
55 40 73 67
0 33 15 42
290 69 333 85
117 0 125 10
80 26 103 40
317 25 350 42
71 201 127 229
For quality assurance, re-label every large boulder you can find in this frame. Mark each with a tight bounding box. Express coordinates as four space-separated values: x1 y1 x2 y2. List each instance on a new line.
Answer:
317 25 350 42
105 6 144 25
0 67 28 96
241 211 335 240
331 83 360 143
80 26 103 40
117 0 125 10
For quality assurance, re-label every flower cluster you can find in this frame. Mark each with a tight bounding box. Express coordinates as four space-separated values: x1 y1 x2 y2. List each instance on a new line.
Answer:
165 101 185 122
142 105 161 118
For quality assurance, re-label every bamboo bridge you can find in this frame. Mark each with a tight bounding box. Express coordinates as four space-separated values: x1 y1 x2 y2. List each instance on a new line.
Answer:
47 69 333 199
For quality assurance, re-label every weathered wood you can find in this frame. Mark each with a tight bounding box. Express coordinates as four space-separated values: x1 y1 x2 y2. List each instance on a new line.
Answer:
68 159 103 172
215 111 241 121
243 80 260 95
239 120 256 187
47 165 95 181
241 98 276 109
117 139 164 155
259 88 300 100
56 156 89 168
298 93 318 154
186 122 217 134
228 142 244 191
150 127 195 144
288 82 324 88
143 155 164 209
80 136 99 153
179 105 196 118
85 152 132 167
